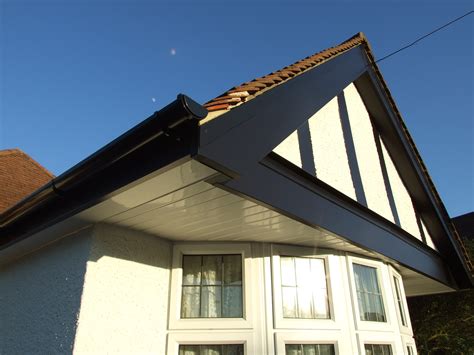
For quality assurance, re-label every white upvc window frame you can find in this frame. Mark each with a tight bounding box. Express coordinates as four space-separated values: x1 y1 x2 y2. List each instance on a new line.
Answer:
275 331 344 355
402 335 417 355
357 332 403 355
347 256 395 332
389 267 413 335
271 244 340 330
167 331 254 355
169 243 254 330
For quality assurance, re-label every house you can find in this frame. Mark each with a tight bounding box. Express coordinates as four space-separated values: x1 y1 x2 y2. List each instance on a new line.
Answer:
1 33 472 355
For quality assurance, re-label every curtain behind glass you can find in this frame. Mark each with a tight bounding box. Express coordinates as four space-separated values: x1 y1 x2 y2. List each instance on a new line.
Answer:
353 264 386 322
181 255 242 318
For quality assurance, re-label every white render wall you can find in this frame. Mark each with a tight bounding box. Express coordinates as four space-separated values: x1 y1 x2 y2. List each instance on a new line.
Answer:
73 224 172 354
0 225 417 354
0 228 92 354
273 82 434 248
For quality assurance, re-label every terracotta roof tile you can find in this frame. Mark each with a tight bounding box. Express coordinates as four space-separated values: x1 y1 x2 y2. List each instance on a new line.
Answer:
204 33 366 113
0 149 54 213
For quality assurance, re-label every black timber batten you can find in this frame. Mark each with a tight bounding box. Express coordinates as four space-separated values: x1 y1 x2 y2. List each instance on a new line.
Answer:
196 45 472 289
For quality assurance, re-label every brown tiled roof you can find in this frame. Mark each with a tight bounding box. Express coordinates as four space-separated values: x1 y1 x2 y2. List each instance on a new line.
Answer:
204 33 366 113
203 32 473 275
0 149 54 213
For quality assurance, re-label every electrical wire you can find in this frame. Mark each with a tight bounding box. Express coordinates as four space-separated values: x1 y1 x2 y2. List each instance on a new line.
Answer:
375 10 473 64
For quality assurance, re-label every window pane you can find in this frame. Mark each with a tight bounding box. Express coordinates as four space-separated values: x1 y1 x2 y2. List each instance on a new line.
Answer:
181 254 243 318
317 344 336 355
285 344 335 355
222 286 242 317
282 286 298 318
312 287 329 318
281 257 296 286
202 345 221 355
353 264 386 322
202 256 222 285
285 345 302 355
302 344 317 355
281 256 330 319
222 344 244 355
364 344 392 355
393 276 407 326
296 286 313 318
295 257 312 286
223 255 242 285
201 286 222 317
181 286 200 318
183 256 202 285
179 345 243 355
180 345 200 355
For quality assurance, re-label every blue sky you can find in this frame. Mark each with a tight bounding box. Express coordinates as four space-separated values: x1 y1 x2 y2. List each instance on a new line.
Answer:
1 1 472 217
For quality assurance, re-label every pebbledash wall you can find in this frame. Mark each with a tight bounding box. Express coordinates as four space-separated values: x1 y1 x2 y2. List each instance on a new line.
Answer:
1 223 417 354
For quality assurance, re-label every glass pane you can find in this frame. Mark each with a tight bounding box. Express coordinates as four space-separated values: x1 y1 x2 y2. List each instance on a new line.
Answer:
183 256 202 285
296 286 313 318
222 286 243 317
295 257 312 286
181 286 200 318
202 256 222 285
281 257 296 286
201 286 222 317
201 345 221 355
179 345 200 355
394 277 407 326
285 344 302 355
223 255 242 285
318 344 335 355
353 264 386 322
313 287 329 318
310 259 326 285
302 344 317 355
365 344 392 355
223 345 244 355
282 286 298 318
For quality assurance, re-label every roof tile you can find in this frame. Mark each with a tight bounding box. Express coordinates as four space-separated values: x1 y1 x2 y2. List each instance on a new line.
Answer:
0 149 54 213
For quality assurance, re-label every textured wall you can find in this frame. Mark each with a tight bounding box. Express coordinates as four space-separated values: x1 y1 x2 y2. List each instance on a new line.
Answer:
380 141 422 241
309 95 357 200
73 224 171 354
344 84 395 223
0 228 92 354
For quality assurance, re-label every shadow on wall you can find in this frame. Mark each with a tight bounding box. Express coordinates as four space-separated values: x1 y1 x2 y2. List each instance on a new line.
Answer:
88 223 172 268
0 228 92 353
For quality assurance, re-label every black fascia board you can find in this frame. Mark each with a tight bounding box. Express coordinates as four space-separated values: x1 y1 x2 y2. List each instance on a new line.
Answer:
196 45 469 289
0 94 207 250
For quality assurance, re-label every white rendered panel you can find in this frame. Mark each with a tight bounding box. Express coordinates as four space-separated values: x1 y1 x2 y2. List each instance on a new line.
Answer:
380 140 422 240
309 96 357 200
344 83 394 222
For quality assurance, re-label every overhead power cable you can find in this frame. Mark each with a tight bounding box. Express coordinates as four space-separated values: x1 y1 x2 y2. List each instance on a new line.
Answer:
375 10 473 64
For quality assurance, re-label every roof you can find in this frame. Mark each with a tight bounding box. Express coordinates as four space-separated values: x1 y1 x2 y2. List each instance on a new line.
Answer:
453 212 474 240
204 33 366 115
0 149 54 212
203 32 472 275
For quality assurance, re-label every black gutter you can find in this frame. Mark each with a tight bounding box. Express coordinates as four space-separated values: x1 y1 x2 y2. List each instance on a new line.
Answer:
0 94 207 248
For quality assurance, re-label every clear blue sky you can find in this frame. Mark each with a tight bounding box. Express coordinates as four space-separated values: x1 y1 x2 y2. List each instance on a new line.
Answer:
1 1 472 217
